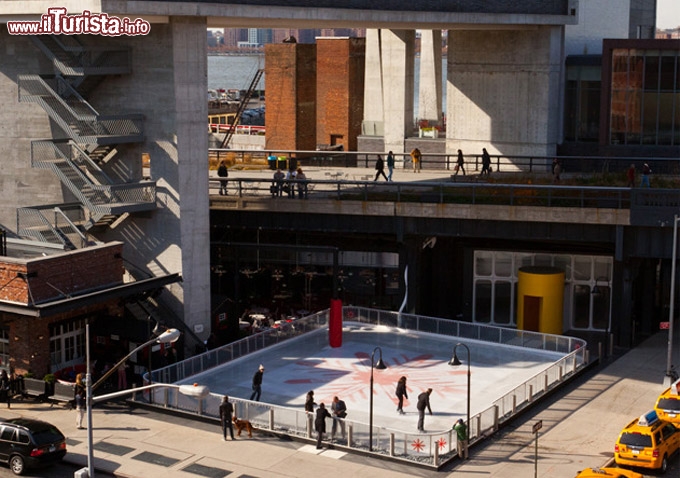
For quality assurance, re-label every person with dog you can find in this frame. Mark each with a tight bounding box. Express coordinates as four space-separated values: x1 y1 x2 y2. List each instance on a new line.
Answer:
315 402 331 449
331 396 347 439
219 395 235 441
250 364 264 401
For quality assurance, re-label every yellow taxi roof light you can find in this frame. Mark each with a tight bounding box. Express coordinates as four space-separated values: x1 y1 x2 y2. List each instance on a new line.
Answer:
637 410 659 427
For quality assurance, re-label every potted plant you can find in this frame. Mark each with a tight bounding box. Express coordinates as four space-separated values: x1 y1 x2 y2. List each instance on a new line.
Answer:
43 374 56 396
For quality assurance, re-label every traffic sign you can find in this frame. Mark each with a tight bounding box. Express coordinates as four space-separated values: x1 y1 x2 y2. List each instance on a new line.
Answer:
533 420 542 434
660 321 670 330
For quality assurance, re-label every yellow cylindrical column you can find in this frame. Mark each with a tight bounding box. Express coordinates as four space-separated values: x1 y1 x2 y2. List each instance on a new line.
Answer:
516 266 565 335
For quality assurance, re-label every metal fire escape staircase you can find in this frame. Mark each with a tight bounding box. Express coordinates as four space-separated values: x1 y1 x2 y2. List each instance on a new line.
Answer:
16 35 155 248
220 68 263 148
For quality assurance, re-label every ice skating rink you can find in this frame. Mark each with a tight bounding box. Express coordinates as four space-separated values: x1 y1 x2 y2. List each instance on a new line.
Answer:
183 323 565 432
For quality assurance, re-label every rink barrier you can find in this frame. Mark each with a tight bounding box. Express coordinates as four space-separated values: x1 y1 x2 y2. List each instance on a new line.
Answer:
142 306 588 469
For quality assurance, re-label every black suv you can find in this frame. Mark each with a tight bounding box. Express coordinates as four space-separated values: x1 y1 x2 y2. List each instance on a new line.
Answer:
0 418 66 475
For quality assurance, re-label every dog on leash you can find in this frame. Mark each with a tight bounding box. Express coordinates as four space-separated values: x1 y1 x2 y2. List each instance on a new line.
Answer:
232 416 254 438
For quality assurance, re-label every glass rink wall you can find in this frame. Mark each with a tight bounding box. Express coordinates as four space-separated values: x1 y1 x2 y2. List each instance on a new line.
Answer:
141 307 588 469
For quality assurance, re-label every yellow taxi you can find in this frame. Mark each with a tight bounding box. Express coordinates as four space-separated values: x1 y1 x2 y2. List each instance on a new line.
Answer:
654 379 680 424
575 467 642 478
614 410 680 473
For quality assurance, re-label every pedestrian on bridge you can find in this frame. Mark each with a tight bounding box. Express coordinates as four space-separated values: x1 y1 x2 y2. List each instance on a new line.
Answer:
217 160 229 195
386 151 395 181
454 149 466 178
481 148 491 176
374 155 388 181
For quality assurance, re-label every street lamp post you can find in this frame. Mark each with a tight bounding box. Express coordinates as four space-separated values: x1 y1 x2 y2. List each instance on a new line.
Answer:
79 324 182 478
667 214 680 385
368 346 387 452
449 342 471 454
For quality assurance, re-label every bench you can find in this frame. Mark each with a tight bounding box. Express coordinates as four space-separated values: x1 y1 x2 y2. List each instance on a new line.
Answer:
22 377 48 401
49 382 75 409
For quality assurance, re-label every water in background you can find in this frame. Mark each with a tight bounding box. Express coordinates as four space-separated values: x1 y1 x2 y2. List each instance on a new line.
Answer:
207 54 447 118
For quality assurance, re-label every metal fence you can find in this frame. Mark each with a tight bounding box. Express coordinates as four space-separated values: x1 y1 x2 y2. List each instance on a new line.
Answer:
144 307 587 469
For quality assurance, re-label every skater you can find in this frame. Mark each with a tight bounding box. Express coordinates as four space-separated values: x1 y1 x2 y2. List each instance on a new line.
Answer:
315 402 331 449
416 388 433 432
219 395 235 441
395 376 408 414
250 364 264 401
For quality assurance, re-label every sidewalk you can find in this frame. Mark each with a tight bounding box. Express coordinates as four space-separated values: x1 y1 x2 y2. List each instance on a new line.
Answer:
4 332 672 478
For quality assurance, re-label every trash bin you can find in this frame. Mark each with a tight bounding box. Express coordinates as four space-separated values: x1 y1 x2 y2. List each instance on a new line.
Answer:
268 155 277 170
277 156 288 170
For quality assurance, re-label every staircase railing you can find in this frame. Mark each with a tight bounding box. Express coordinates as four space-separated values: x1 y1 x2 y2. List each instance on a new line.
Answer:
18 75 144 143
220 69 263 149
16 204 88 249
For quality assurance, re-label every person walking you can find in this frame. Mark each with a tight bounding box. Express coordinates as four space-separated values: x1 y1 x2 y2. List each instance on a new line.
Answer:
481 148 491 176
416 388 433 432
386 151 395 181
552 158 561 183
641 163 651 188
410 148 422 173
453 418 469 459
217 160 229 195
304 390 316 413
395 376 408 414
626 164 636 188
219 395 235 441
454 149 466 178
315 402 331 449
0 370 10 409
250 364 264 401
374 155 388 181
330 395 347 439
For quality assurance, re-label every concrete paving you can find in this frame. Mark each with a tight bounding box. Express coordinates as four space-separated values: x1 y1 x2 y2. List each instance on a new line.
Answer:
0 331 674 478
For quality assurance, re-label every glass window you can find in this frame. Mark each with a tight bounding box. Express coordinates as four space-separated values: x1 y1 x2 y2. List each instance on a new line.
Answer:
573 258 591 280
645 54 660 91
554 256 571 280
17 431 29 444
573 284 591 328
0 427 15 441
475 281 492 323
475 254 492 277
495 253 513 277
494 282 512 324
592 285 610 329
660 54 676 91
534 255 552 267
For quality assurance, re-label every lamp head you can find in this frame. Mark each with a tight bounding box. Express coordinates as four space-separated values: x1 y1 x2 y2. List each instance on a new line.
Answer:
374 357 387 370
449 353 462 366
157 328 181 344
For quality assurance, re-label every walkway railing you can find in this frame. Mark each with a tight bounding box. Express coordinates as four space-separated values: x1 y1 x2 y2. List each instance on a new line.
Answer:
212 176 633 210
145 307 588 469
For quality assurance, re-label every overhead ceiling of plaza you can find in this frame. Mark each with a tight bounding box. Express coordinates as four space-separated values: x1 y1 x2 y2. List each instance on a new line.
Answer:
1 1 578 29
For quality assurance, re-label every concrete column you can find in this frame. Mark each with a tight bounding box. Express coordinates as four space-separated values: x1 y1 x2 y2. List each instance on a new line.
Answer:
362 29 384 137
381 29 415 156
446 26 564 164
417 30 442 127
171 17 211 340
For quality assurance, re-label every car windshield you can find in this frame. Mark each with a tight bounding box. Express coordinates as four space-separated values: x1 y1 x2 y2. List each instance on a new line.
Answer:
31 426 64 446
620 432 652 448
658 397 680 412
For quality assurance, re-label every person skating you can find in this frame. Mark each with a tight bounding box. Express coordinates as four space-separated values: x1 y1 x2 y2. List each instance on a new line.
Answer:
250 364 264 401
395 376 408 414
416 388 433 432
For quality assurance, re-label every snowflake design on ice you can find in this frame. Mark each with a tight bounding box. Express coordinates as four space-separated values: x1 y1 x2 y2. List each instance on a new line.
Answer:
437 437 447 450
412 438 426 452
283 348 469 406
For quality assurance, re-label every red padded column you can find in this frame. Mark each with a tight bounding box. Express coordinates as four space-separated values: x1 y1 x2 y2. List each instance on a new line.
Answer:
329 298 343 347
